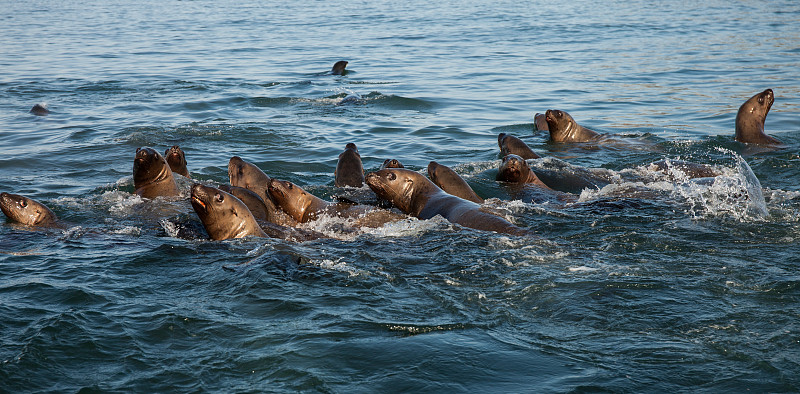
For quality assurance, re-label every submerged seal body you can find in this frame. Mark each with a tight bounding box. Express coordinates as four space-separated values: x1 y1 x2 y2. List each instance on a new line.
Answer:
545 109 600 143
366 169 530 236
735 89 781 145
332 60 348 75
427 161 484 204
498 133 540 160
228 156 298 226
334 143 365 188
190 184 266 240
0 192 59 227
133 147 180 198
164 146 190 178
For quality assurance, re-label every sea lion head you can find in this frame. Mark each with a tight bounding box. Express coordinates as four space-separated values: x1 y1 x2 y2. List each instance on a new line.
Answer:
164 145 189 177
29 103 50 116
381 159 404 169
366 168 433 215
133 147 172 189
190 183 263 240
497 154 531 183
267 179 317 222
426 161 448 186
332 60 348 75
228 156 270 193
545 109 578 142
0 192 57 227
735 89 779 144
334 143 365 187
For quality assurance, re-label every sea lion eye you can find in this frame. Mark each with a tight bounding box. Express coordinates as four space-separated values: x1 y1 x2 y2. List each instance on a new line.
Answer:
215 193 224 203
758 96 764 104
287 183 293 189
20 200 27 208
388 172 396 181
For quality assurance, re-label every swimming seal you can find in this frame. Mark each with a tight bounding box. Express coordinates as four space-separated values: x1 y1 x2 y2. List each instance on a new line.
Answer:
365 168 530 236
164 146 190 178
0 192 59 227
227 156 298 226
133 147 180 198
334 143 365 188
218 185 270 222
427 161 484 204
380 159 405 169
545 109 600 143
332 60 348 75
496 154 551 188
498 133 540 160
190 184 266 240
267 178 402 227
29 104 50 116
735 89 781 145
534 113 548 131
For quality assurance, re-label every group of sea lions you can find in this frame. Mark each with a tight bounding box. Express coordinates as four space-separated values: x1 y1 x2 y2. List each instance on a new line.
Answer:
5 60 786 240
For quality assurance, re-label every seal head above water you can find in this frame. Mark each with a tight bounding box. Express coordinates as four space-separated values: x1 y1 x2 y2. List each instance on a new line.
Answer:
190 183 266 240
427 161 484 204
0 192 59 227
366 168 530 236
545 109 600 143
227 156 298 226
498 133 540 160
29 103 50 116
496 154 551 188
332 60 348 75
133 147 180 198
380 159 405 169
164 145 190 178
735 89 781 145
334 143 365 188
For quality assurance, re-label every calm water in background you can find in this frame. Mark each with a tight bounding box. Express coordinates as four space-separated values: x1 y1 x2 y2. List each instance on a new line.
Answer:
1 0 799 391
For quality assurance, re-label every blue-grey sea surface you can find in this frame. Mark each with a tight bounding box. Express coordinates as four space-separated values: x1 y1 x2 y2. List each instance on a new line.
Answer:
1 0 799 392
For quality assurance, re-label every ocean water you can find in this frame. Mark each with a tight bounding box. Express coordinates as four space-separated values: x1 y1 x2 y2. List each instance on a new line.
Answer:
1 0 799 391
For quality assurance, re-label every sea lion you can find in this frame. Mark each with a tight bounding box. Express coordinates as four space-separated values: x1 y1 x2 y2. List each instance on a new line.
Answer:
190 184 266 240
427 161 484 204
29 104 50 116
498 133 540 160
0 192 59 227
545 109 601 143
380 159 405 169
496 154 551 189
133 147 180 198
332 60 348 75
534 113 548 131
735 89 781 145
268 178 402 227
218 185 269 222
334 143 365 188
164 145 190 178
365 168 530 236
227 156 298 226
